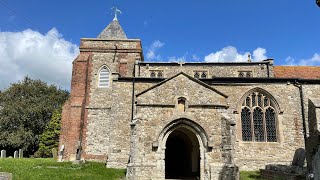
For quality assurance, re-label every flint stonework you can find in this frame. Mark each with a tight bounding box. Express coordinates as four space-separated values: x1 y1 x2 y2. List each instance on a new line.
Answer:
58 16 320 180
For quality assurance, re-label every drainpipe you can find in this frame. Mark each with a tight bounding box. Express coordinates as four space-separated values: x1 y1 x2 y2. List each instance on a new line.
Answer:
294 81 308 168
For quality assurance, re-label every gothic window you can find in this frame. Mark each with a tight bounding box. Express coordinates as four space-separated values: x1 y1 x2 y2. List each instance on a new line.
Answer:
201 72 207 79
240 91 278 142
238 72 244 77
150 71 156 78
238 71 253 77
194 71 207 79
246 72 252 77
150 70 164 78
98 66 110 88
194 72 200 79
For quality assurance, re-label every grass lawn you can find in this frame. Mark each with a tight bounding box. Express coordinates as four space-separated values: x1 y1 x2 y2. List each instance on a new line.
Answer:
240 171 264 180
0 158 125 180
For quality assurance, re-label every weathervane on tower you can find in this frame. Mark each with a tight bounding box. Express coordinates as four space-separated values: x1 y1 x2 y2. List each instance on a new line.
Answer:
112 7 122 20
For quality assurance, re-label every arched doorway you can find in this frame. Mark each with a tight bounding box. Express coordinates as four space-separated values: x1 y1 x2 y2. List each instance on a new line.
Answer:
165 127 200 179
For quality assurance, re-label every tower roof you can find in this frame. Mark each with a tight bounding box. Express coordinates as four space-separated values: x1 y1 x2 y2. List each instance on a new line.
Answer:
97 18 127 39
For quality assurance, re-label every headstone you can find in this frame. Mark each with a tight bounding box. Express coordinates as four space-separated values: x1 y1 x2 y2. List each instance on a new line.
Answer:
58 144 64 162
1 150 6 158
291 148 306 167
312 145 320 180
13 151 18 158
18 149 23 158
52 148 57 161
0 172 12 180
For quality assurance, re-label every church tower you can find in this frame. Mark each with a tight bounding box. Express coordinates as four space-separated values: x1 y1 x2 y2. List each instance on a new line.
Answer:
59 14 143 163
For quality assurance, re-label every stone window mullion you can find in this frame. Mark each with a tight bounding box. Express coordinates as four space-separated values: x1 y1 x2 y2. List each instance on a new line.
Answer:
240 90 278 142
263 108 267 142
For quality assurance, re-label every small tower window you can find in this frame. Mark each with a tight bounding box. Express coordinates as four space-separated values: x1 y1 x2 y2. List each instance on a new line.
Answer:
177 97 186 112
98 66 110 88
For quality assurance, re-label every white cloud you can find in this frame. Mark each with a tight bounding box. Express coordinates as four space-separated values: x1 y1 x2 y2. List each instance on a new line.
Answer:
204 46 268 62
285 53 320 66
252 47 267 62
146 40 165 60
0 28 79 90
192 54 200 62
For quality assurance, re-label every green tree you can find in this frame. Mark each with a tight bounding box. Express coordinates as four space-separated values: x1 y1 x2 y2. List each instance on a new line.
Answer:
35 109 62 157
0 77 69 156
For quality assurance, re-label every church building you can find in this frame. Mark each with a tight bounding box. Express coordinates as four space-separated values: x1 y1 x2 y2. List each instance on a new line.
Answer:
59 16 320 179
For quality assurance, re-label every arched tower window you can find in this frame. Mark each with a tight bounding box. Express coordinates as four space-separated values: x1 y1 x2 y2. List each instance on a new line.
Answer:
240 91 278 142
98 66 110 88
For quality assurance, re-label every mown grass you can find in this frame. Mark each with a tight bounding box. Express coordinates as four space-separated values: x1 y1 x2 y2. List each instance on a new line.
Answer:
0 158 125 180
240 171 264 180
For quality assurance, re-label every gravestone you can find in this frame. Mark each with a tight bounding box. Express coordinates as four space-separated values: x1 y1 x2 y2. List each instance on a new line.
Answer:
52 148 58 161
312 145 320 180
18 149 23 158
1 150 6 158
292 148 306 167
261 148 307 179
58 144 64 162
0 172 12 180
13 151 18 158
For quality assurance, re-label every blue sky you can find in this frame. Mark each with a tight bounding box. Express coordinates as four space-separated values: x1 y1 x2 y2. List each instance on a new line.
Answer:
0 0 319 89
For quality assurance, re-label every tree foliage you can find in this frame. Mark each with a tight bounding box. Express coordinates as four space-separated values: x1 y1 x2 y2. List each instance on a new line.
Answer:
0 77 69 156
35 109 61 157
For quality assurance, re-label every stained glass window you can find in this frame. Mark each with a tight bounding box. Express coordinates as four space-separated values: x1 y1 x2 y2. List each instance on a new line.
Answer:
266 108 277 142
253 108 264 142
240 91 278 142
241 107 252 141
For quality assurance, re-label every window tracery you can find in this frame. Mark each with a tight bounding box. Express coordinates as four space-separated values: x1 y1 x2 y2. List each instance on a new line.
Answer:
240 91 278 142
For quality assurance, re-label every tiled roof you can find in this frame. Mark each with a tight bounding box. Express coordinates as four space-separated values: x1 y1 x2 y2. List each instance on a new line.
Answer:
97 19 127 39
274 66 320 79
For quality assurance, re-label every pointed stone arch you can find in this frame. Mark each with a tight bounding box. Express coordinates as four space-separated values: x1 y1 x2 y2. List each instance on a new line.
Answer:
98 65 111 88
157 118 209 149
237 87 282 143
237 87 282 114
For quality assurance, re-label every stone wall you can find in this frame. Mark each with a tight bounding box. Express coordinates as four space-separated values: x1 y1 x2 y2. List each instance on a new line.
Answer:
59 36 320 180
213 83 305 170
137 60 272 78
